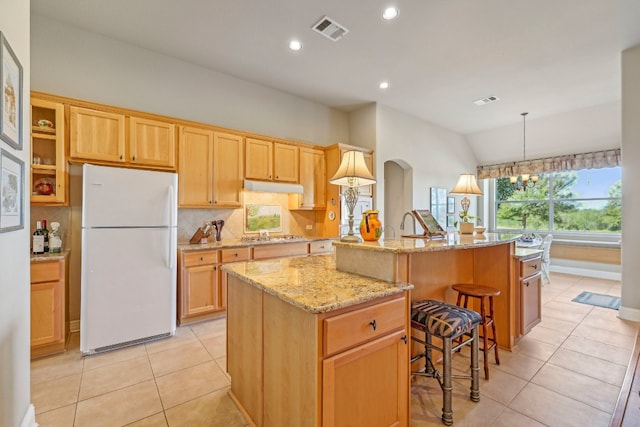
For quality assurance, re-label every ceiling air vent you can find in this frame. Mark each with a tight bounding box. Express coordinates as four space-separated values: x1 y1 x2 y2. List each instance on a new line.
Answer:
312 15 349 41
473 96 501 106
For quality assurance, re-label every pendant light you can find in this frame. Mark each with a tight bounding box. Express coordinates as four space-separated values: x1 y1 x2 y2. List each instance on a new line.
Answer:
510 112 538 189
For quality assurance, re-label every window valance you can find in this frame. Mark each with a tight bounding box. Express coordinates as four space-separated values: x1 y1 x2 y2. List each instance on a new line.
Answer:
477 148 621 179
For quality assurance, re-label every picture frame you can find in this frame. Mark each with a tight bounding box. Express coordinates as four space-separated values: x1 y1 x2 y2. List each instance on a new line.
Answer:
0 32 23 151
245 204 282 233
446 215 455 228
447 196 455 214
0 148 24 232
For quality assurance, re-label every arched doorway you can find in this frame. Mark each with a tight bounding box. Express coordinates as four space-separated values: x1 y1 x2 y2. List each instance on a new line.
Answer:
384 159 412 238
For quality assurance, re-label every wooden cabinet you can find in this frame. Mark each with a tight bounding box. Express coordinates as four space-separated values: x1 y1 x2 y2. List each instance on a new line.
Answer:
31 98 67 205
245 138 299 182
517 252 542 335
227 273 409 427
290 147 326 210
309 240 334 255
70 106 126 163
31 258 66 359
178 246 251 324
129 117 176 168
251 242 308 260
178 126 243 208
70 106 176 170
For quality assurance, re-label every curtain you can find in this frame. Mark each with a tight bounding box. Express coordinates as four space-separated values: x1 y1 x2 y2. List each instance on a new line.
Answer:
477 148 621 179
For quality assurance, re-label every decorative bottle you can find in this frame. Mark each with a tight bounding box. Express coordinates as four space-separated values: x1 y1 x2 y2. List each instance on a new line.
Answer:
49 222 62 253
33 221 45 255
42 219 49 252
359 210 383 241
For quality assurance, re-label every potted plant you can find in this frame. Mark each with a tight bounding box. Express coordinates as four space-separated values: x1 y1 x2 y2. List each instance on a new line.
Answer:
455 211 475 234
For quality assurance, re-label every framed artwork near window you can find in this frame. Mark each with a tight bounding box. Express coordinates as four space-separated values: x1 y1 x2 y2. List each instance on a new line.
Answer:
0 32 23 151
430 187 447 228
0 148 24 232
447 196 455 214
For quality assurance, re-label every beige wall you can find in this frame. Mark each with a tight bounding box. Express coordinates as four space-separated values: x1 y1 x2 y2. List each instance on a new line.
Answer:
0 1 32 426
621 44 640 321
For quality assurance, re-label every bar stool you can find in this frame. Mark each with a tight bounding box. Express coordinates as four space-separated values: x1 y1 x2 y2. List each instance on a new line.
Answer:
411 300 482 426
451 284 501 379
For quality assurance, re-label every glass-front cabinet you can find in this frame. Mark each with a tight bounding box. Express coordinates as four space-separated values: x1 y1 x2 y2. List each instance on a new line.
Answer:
31 98 66 205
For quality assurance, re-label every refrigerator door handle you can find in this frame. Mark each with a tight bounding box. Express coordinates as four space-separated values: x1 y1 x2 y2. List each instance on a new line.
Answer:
167 185 176 269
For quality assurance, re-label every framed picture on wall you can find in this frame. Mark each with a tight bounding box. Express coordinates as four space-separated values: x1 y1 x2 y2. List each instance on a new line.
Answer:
0 32 23 151
245 204 282 233
0 148 24 232
447 196 455 214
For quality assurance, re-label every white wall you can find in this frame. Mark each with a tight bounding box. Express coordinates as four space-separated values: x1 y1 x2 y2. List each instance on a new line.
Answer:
374 105 479 229
30 14 349 147
466 101 621 165
0 1 32 426
620 45 640 321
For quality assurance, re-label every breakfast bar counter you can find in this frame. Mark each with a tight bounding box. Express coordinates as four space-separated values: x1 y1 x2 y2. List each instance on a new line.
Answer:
334 233 525 350
222 255 413 426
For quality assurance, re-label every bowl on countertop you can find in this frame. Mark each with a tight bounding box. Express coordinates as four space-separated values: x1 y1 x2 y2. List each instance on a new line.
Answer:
474 226 486 234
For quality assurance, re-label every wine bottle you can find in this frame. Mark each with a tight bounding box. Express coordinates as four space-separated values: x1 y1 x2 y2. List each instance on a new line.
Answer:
33 221 45 255
42 219 50 253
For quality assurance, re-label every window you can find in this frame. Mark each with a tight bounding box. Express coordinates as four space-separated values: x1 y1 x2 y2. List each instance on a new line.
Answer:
494 167 621 234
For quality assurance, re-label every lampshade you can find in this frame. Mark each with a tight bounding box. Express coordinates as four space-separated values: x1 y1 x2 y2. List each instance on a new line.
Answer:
450 173 483 196
329 151 376 187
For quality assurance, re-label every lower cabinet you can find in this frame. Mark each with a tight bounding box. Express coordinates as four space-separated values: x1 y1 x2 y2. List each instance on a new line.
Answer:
31 258 66 359
516 252 542 336
227 275 410 426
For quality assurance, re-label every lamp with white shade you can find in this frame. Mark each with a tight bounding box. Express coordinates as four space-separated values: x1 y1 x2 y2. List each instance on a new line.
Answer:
329 151 376 242
450 173 483 234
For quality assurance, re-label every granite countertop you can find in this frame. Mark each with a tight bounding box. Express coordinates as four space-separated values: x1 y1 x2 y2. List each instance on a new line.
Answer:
222 255 413 314
31 249 70 262
178 236 335 251
332 232 520 254
514 247 544 259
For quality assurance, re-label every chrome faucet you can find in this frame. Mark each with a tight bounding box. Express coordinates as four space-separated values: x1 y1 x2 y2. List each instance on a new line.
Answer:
400 212 416 234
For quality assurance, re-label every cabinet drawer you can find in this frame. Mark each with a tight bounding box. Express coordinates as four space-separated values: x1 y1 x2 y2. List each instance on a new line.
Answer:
309 240 334 255
324 297 406 356
183 250 219 267
31 261 61 284
521 257 541 278
252 242 308 260
220 247 251 263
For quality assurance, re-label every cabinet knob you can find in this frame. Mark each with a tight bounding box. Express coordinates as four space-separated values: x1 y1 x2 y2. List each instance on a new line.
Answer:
401 335 407 344
275 176 279 180
119 155 123 160
234 253 238 257
532 264 538 269
369 320 377 331
132 156 136 161
209 200 212 204
200 257 204 261
524 281 530 287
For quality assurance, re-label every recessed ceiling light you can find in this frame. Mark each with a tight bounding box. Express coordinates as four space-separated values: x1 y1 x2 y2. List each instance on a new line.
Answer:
382 7 399 20
289 40 302 51
379 81 390 89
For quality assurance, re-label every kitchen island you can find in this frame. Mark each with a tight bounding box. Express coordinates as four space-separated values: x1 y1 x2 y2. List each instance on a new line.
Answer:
223 255 413 427
333 233 525 349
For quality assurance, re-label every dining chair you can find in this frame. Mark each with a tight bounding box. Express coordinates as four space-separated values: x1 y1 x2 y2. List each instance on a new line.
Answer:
540 234 553 284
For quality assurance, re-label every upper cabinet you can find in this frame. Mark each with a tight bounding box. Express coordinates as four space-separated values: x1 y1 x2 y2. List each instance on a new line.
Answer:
31 98 67 205
290 147 326 210
178 126 243 208
129 117 176 168
70 106 176 170
245 138 299 182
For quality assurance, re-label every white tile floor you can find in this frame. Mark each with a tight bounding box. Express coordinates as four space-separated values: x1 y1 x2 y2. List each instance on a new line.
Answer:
32 272 638 426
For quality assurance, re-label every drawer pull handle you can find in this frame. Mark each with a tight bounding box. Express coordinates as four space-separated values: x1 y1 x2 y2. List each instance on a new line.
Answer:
369 320 377 331
532 264 538 269
401 335 407 344
524 281 530 287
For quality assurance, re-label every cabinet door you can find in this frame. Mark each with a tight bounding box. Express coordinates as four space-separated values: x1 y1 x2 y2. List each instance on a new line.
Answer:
129 117 176 168
297 147 326 209
273 143 299 182
521 272 542 335
323 330 409 427
182 264 219 318
70 106 126 163
213 132 243 207
360 152 374 197
178 126 214 207
31 281 63 347
245 137 273 180
31 98 67 205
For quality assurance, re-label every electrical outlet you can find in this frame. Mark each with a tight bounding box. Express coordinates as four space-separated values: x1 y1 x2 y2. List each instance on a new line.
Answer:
306 224 313 230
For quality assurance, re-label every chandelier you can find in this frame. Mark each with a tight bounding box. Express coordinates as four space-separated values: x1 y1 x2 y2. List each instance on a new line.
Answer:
510 112 538 190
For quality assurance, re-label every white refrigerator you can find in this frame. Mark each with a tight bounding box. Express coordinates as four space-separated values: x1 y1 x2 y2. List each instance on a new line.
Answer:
80 164 178 355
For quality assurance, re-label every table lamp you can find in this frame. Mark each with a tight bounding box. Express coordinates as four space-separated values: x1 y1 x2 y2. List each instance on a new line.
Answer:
449 173 483 233
330 151 376 242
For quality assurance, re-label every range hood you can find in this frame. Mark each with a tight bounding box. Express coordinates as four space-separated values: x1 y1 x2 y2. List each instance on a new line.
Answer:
244 179 304 194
